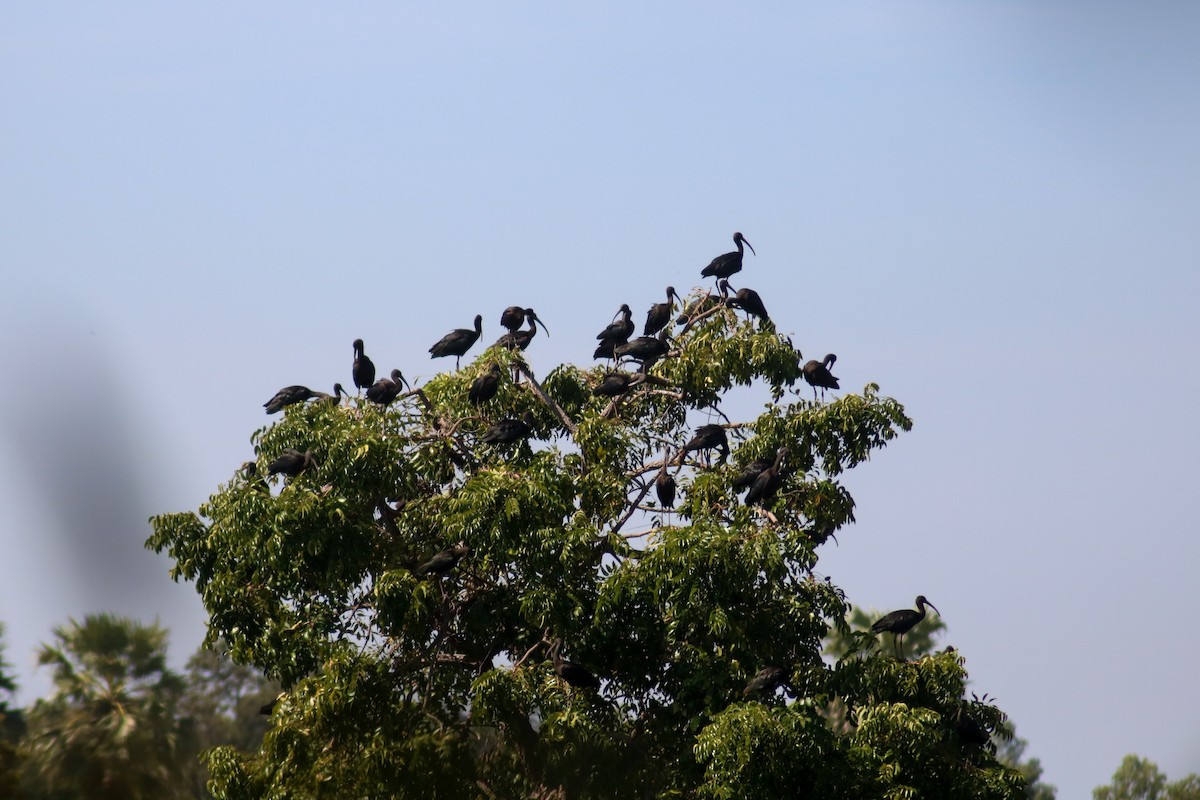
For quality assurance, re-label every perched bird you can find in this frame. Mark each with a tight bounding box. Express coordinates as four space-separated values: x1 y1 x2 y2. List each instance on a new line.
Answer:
679 424 730 465
417 543 470 577
352 339 376 394
500 306 527 333
263 384 341 415
429 315 483 369
719 279 770 325
802 353 840 401
955 705 991 747
592 372 644 398
480 410 536 445
615 328 670 371
655 471 676 510
267 449 316 478
496 309 548 351
644 286 681 336
551 639 601 690
676 290 725 328
871 596 940 660
595 304 635 352
366 369 408 407
744 447 789 507
469 363 503 404
731 456 774 491
241 461 269 493
742 666 788 697
701 232 755 286
592 339 617 360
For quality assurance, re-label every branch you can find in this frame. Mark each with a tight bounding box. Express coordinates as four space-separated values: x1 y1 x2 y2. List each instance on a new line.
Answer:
515 360 579 438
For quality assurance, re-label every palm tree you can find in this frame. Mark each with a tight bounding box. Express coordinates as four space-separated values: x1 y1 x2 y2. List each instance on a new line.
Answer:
22 614 193 800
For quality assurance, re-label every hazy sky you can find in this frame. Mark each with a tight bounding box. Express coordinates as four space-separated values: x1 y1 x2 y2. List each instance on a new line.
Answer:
3 3 1198 796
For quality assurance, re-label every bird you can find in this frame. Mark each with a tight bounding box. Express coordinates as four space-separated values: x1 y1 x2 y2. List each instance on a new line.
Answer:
592 372 644 398
802 354 840 401
870 596 940 660
417 543 470 577
429 315 483 369
676 290 725 328
352 339 376 394
366 369 408 407
595 304 634 352
644 286 681 336
679 424 730 465
500 306 527 333
469 363 503 404
719 279 770 325
615 328 670 371
655 471 676 510
592 339 617 360
267 449 316 478
480 410 536 445
742 666 788 697
730 456 774 491
701 232 755 286
263 384 341 415
241 461 269 493
551 639 601 690
744 447 789 506
497 309 548 351
955 705 991 747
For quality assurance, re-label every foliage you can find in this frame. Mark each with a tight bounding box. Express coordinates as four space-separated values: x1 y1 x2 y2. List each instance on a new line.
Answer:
1 623 24 799
1094 755 1200 800
20 613 193 800
148 291 1026 798
995 734 1056 800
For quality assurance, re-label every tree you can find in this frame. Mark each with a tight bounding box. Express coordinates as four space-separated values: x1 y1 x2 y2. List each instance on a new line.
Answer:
1094 755 1200 800
20 613 194 800
148 288 1026 798
0 623 24 798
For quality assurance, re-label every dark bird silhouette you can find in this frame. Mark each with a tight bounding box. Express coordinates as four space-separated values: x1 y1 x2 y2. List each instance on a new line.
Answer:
241 461 270 493
500 306 526 333
680 423 730 465
871 596 940 660
655 471 676 510
263 384 343 414
592 339 617 360
429 315 483 369
417 543 470 577
592 372 644 398
615 328 670 371
802 353 840 401
596 304 635 351
644 286 681 336
744 447 789 506
366 369 408 407
955 705 991 747
719 279 770 325
676 288 727 328
497 309 548 351
267 449 316 478
701 232 755 286
469 363 503 404
480 410 536 445
742 666 788 697
551 639 601 690
731 457 774 491
352 339 376 394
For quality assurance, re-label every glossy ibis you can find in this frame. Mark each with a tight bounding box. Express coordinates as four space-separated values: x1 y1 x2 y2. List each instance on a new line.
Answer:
551 639 601 690
497 309 548 351
596 304 634 349
802 354 840 401
592 372 643 398
352 339 375 394
731 456 774 491
615 328 670 371
417 543 470 577
744 447 788 506
480 410 536 445
719 279 770 325
676 288 726 328
742 666 788 697
263 384 341 415
429 314 483 368
680 423 730 465
267 448 316 478
500 306 526 333
655 470 676 510
701 232 755 286
469 363 503 404
366 369 408 407
871 596 940 660
644 286 681 336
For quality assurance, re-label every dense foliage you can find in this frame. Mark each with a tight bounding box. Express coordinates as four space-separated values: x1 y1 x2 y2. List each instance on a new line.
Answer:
148 291 1026 798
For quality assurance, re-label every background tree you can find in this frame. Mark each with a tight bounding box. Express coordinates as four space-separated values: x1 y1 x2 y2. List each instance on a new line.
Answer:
1 623 24 799
149 288 1026 798
20 613 193 800
1094 755 1200 800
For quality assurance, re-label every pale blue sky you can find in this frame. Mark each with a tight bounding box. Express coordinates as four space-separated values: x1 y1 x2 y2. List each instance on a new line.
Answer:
3 3 1198 795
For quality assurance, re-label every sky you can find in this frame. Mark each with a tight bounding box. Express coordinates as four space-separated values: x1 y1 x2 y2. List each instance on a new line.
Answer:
2 2 1198 795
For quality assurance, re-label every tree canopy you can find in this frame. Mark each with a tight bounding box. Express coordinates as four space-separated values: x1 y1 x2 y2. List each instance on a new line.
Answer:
1094 755 1200 800
148 283 1026 798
